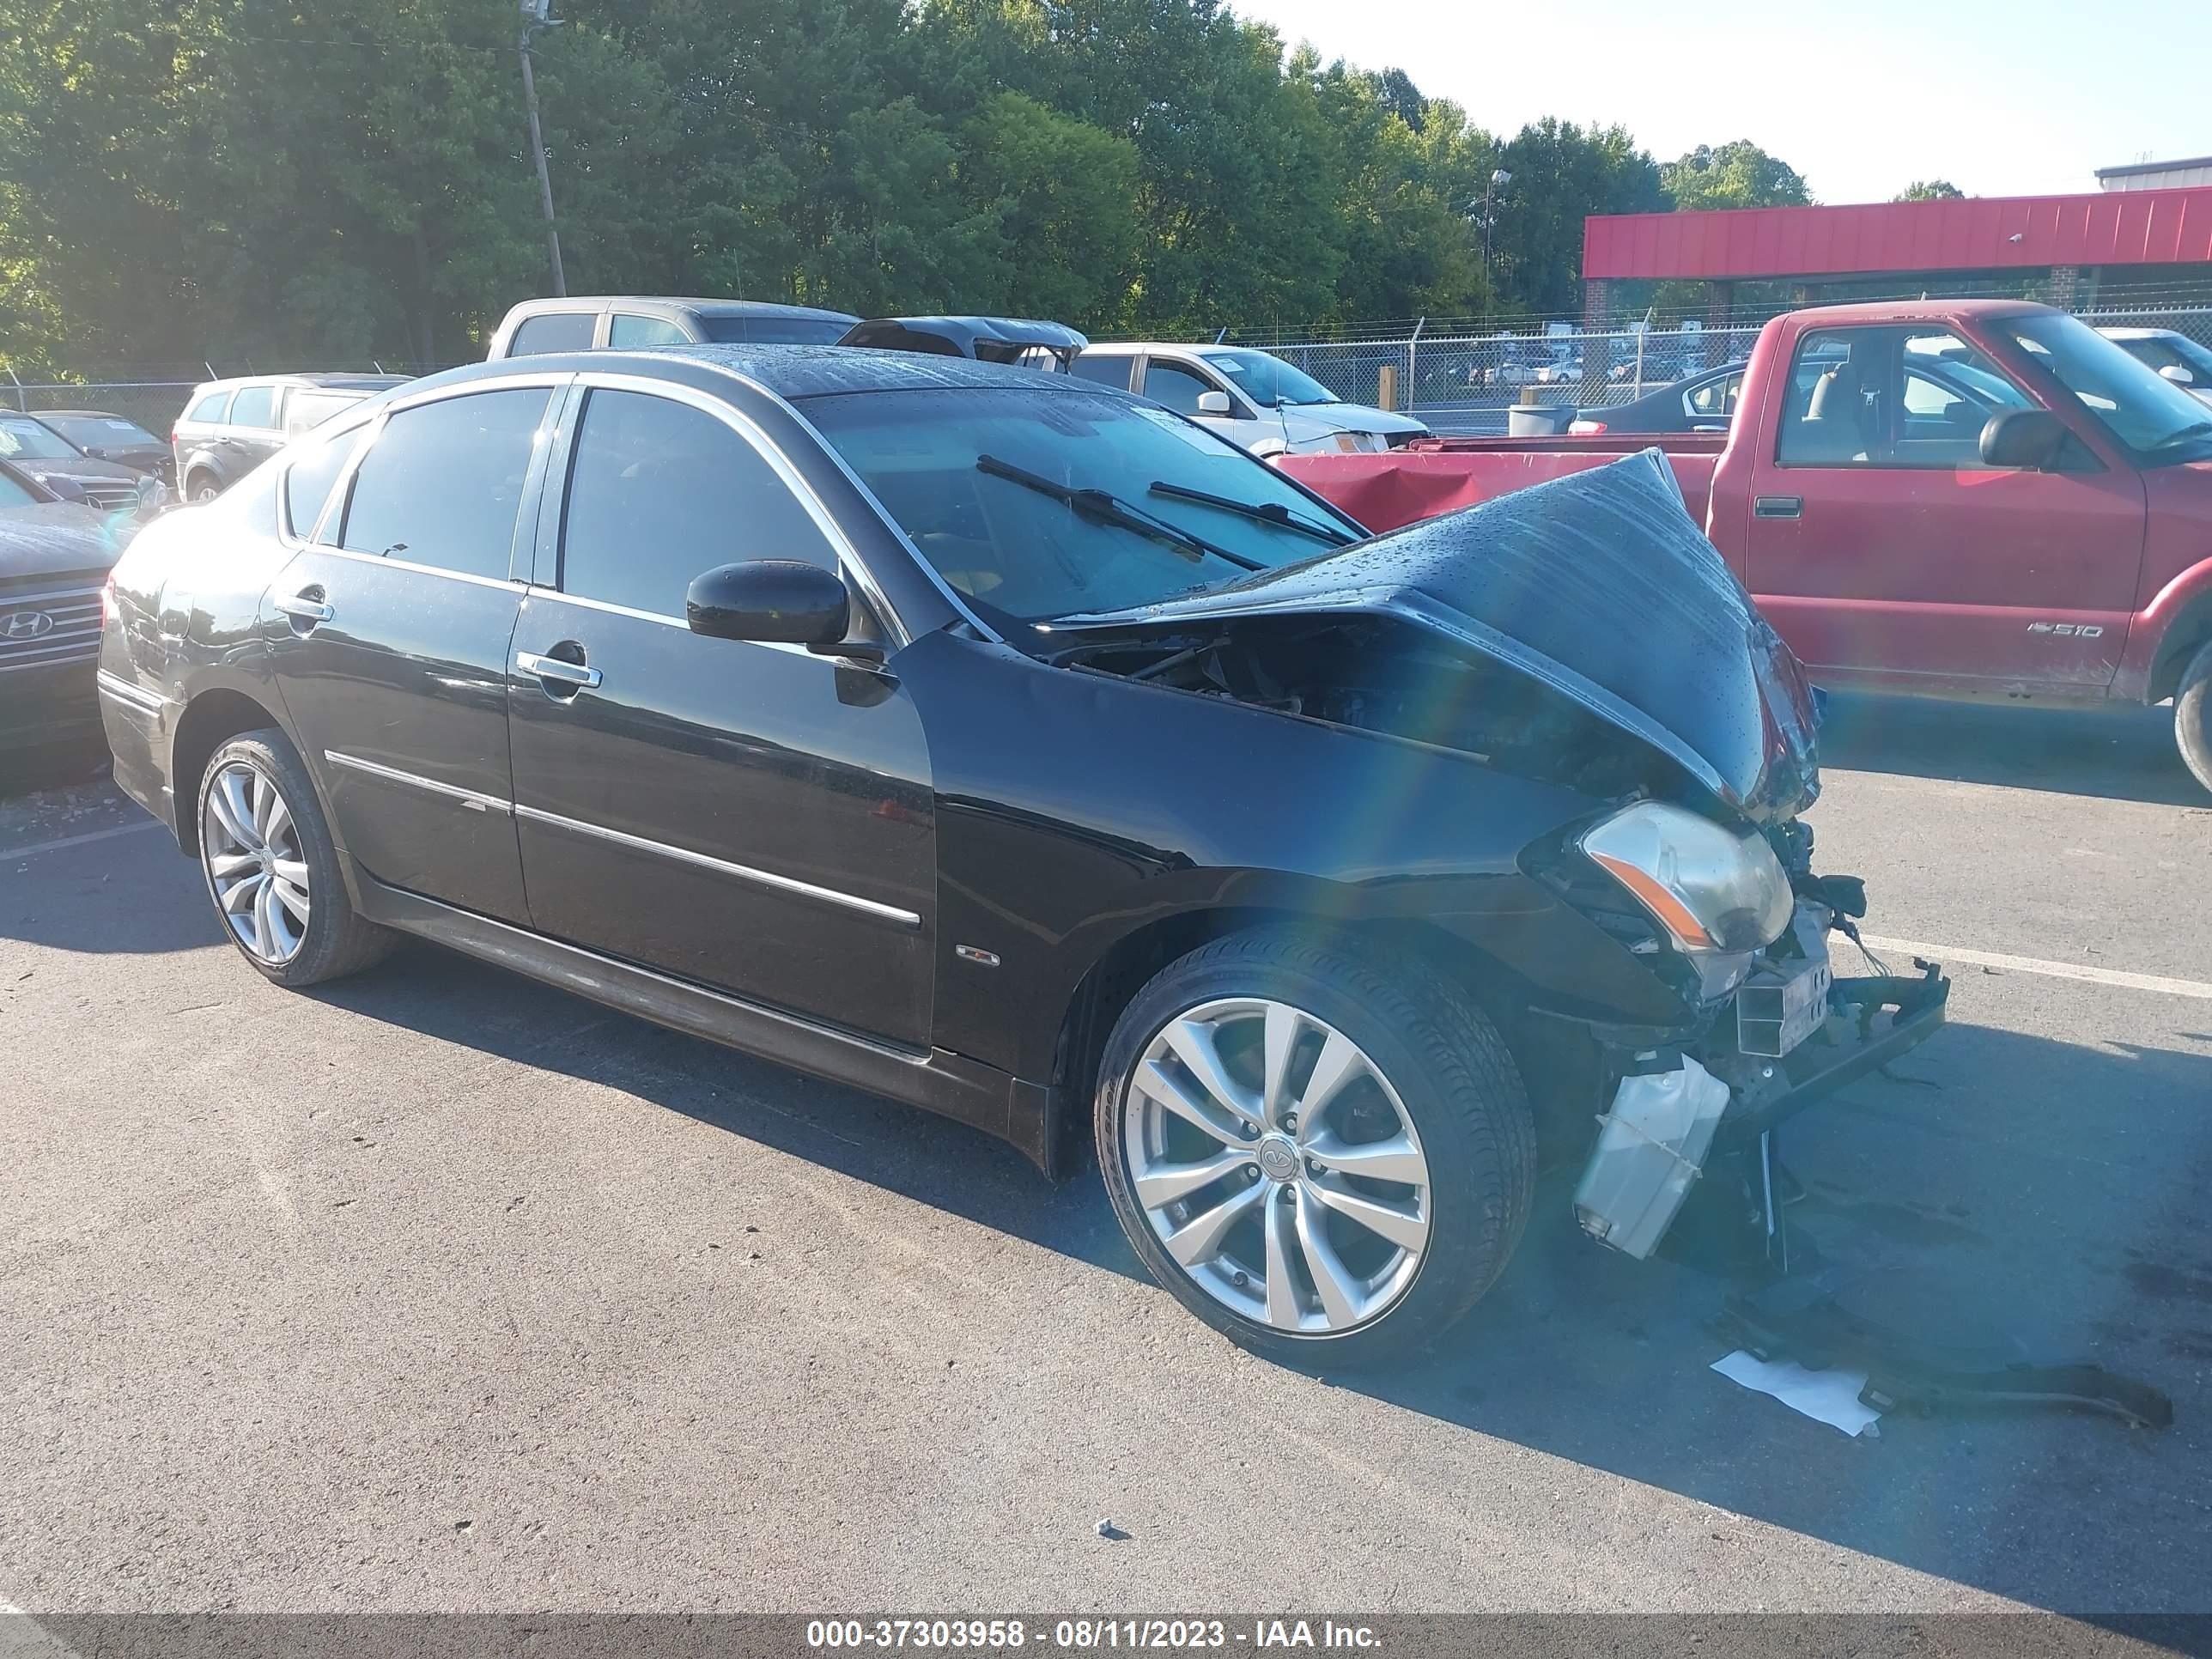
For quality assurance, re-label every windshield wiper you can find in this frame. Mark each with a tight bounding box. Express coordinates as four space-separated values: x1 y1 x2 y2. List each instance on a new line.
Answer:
1146 479 1356 547
975 454 1262 571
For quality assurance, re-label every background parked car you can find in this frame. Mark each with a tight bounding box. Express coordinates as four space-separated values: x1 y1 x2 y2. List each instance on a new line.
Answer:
0 456 140 757
172 374 406 501
2100 326 2212 408
1571 362 1747 434
0 410 167 513
1073 343 1428 454
486 295 861 359
26 409 173 483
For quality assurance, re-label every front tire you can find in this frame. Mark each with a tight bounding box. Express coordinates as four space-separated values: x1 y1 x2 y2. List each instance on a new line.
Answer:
196 729 395 986
2177 639 2212 795
1095 930 1535 1369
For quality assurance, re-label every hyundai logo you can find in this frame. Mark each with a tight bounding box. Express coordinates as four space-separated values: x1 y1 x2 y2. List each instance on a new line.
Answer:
2 610 57 641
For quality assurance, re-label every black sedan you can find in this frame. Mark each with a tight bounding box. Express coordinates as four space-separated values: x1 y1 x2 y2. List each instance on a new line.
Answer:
27 407 175 483
1571 361 1745 434
98 345 1940 1365
0 410 166 512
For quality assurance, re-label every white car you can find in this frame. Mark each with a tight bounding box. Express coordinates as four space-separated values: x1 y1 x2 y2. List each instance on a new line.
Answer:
1070 343 1428 456
2098 327 2212 408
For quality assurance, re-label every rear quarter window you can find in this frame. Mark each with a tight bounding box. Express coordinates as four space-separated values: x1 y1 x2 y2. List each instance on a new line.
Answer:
507 311 599 356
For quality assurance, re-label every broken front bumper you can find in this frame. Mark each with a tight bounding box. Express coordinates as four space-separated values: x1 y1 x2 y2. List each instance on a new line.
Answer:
1712 963 1951 1146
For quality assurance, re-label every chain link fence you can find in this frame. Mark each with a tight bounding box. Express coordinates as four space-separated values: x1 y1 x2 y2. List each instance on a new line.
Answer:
1222 306 2212 435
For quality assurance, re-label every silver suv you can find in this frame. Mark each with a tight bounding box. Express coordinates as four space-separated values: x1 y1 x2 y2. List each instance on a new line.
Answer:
172 374 407 501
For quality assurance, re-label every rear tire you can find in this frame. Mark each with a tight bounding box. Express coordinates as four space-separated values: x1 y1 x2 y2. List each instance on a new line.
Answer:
195 729 396 987
1094 929 1535 1370
2178 639 2212 796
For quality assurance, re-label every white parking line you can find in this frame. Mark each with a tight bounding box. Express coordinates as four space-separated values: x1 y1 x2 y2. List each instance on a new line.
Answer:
1860 934 2212 1002
2 819 162 863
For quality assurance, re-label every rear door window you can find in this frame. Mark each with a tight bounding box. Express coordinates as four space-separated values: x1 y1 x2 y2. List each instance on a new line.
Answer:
228 385 278 428
557 389 837 617
1071 353 1135 392
508 310 599 356
608 313 692 349
339 388 552 580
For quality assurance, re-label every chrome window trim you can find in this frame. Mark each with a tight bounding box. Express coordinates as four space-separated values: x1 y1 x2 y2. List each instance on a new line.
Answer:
324 750 512 815
557 371 915 652
520 585 829 663
512 800 922 930
95 670 166 714
307 544 526 594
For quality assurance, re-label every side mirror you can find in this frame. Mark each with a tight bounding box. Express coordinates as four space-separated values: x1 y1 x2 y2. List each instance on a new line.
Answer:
686 560 854 649
41 476 88 502
1194 390 1233 416
2159 363 2195 386
1978 407 2067 471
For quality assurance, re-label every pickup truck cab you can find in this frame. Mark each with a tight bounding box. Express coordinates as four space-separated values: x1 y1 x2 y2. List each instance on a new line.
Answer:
1282 300 2212 793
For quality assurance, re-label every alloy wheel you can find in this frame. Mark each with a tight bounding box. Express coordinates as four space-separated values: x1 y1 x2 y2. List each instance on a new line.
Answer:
201 761 311 964
1122 997 1431 1336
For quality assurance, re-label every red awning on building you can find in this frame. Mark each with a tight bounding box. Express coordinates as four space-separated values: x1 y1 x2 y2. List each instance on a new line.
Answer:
1583 187 2212 282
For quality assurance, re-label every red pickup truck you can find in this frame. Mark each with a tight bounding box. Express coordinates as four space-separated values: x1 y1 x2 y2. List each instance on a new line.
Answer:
1279 299 2212 793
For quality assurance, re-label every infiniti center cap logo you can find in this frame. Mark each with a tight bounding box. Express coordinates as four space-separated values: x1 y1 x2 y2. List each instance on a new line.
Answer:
3 610 56 641
1256 1135 1299 1182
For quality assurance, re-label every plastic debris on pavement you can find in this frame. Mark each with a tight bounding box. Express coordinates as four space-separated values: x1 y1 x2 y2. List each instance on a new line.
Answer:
1711 1349 1883 1437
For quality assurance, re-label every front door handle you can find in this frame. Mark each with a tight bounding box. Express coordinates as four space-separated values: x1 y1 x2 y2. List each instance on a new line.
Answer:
1753 495 1803 520
274 590 334 629
517 648 603 690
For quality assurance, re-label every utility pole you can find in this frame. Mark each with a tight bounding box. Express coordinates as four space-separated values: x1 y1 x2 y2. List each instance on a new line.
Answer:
517 0 566 296
1481 167 1512 279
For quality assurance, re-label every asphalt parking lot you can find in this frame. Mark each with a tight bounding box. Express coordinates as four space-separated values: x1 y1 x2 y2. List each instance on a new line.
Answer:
3 694 2209 1619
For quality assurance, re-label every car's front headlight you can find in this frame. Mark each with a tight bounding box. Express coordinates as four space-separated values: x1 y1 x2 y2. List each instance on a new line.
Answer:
1579 801 1793 995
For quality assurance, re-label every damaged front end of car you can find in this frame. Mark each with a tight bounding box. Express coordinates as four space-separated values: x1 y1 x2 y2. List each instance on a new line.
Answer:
1044 448 1949 1269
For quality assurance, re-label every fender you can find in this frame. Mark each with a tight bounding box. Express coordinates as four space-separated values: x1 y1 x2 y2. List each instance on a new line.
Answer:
176 445 234 495
2115 554 2212 703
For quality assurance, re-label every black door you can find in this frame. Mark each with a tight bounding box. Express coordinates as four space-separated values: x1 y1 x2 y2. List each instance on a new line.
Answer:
505 384 936 1047
265 384 558 923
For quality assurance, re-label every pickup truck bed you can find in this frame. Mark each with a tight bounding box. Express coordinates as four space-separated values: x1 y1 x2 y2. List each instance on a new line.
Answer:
1276 298 2212 794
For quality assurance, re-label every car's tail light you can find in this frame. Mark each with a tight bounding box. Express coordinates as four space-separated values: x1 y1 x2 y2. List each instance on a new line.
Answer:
1568 418 1607 434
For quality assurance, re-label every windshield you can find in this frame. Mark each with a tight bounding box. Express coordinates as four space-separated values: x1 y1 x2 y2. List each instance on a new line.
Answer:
1198 350 1337 408
40 414 159 449
2006 313 2212 460
0 416 83 461
802 385 1365 628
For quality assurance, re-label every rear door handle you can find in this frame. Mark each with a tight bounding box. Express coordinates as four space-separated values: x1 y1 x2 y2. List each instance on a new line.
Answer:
1753 495 1803 520
274 591 334 625
516 649 603 690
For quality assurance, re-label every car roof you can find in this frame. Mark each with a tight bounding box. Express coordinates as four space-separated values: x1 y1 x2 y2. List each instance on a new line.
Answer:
507 295 861 324
28 408 149 422
190 374 408 393
407 343 1115 403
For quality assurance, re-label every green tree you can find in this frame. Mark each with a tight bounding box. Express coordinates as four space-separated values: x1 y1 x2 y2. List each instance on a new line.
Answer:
1897 179 1965 200
1662 140 1811 210
1492 118 1663 314
957 92 1140 325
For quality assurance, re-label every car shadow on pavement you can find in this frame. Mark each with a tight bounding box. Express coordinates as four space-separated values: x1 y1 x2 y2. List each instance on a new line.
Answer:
1817 690 2203 806
310 936 2212 1616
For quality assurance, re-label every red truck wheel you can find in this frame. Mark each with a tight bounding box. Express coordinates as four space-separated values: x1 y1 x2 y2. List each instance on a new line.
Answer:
2178 640 2212 795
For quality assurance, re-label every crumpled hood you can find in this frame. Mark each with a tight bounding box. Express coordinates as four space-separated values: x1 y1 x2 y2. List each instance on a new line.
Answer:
1282 402 1428 441
1062 448 1821 822
0 501 137 582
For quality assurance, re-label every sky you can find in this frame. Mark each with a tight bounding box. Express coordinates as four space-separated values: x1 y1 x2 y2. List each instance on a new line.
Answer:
1232 0 2212 205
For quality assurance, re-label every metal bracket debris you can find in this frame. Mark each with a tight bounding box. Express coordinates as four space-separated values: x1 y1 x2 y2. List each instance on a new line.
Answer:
1717 1279 2175 1431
